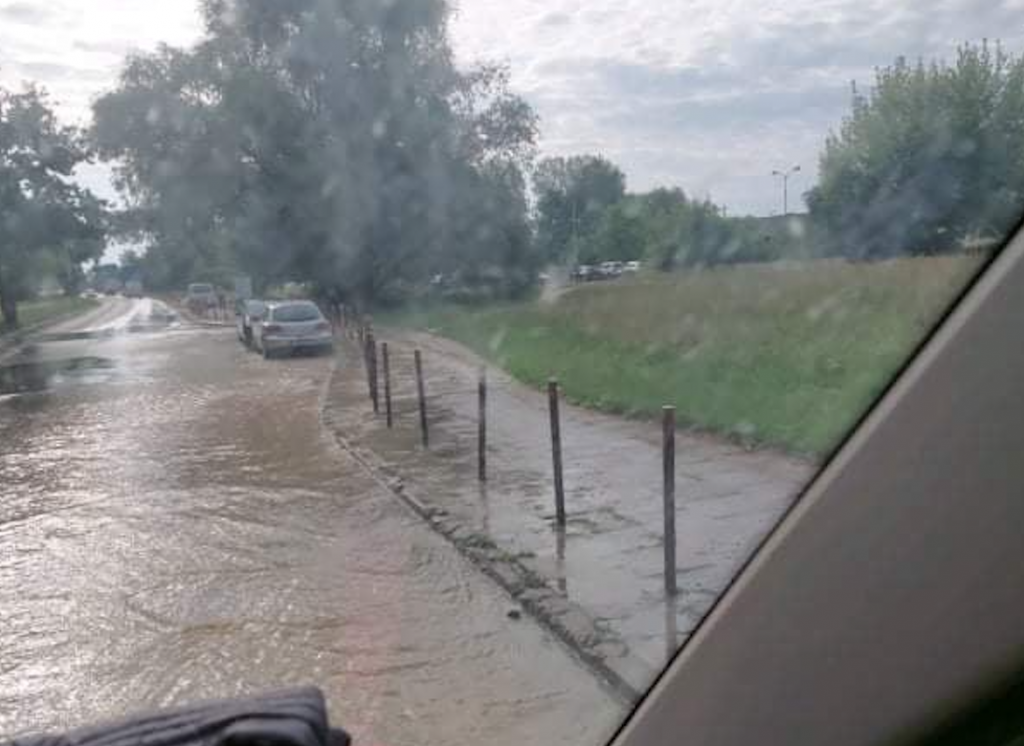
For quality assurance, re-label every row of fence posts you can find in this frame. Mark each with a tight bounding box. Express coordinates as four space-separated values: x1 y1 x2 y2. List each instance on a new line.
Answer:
351 315 680 597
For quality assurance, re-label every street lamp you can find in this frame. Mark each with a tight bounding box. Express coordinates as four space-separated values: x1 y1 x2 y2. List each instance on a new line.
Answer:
771 165 801 216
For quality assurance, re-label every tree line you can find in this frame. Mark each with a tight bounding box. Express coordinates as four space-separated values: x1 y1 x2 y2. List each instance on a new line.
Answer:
533 41 1024 270
530 158 808 271
3 4 1024 328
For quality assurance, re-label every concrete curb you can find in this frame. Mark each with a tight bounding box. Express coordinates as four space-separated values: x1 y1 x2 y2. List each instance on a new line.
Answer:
321 346 647 704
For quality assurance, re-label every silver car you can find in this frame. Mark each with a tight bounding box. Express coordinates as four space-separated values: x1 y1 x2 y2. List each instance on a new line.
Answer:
185 282 217 312
252 300 334 359
236 299 267 348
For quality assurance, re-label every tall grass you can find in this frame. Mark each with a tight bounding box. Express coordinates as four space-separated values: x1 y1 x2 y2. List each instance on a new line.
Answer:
388 256 984 456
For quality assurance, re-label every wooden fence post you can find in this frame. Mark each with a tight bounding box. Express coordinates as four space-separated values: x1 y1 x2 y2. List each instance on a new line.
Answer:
663 405 678 596
382 342 393 428
478 367 487 482
362 331 370 395
415 349 428 448
366 332 379 413
548 379 566 526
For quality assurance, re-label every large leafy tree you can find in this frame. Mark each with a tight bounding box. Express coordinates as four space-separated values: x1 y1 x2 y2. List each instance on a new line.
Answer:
93 0 537 304
807 42 1024 259
532 154 627 264
0 84 106 329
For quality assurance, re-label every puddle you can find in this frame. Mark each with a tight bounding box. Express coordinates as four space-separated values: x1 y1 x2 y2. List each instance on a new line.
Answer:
38 320 179 344
37 330 118 343
0 357 117 396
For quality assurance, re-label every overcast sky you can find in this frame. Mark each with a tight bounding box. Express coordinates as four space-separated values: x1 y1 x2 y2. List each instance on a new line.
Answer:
3 0 1024 220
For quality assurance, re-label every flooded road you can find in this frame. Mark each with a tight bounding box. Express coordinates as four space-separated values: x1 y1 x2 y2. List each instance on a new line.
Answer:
0 300 623 745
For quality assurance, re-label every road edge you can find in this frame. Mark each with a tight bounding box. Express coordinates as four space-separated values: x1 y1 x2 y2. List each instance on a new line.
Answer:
320 343 648 705
0 299 103 363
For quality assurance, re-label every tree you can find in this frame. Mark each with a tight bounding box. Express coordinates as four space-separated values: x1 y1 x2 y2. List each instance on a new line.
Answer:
92 0 538 304
636 193 737 270
807 42 1024 259
585 199 647 264
0 84 106 329
533 154 627 264
118 249 144 283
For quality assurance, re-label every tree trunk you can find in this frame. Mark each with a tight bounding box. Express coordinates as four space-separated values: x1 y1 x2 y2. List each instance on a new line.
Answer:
0 270 18 331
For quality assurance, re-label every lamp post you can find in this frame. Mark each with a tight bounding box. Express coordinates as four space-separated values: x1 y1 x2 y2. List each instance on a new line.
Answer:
771 165 801 216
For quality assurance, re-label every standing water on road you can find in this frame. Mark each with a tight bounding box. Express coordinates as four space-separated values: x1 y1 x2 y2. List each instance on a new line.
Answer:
0 303 622 745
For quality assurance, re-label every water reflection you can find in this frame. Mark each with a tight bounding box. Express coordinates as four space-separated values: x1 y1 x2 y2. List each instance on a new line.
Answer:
478 483 491 535
0 323 620 745
664 594 679 662
0 357 116 396
555 527 568 597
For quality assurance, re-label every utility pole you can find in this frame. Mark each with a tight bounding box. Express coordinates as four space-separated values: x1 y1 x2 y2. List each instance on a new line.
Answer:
571 200 580 244
569 198 582 266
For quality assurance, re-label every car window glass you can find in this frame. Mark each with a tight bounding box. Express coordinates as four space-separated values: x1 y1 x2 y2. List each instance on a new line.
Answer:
0 2 1020 745
271 305 320 323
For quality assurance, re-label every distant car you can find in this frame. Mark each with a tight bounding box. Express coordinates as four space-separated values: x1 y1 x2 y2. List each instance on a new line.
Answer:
82 290 100 300
598 261 624 279
252 300 334 359
623 260 642 274
574 265 596 283
124 279 144 298
186 283 217 314
236 299 267 348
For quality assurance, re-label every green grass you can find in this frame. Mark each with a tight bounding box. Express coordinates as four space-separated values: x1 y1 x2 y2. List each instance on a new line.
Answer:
385 256 984 456
3 296 99 334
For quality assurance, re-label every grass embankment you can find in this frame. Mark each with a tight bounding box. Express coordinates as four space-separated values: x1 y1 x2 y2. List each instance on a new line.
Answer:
2 296 99 336
388 256 984 456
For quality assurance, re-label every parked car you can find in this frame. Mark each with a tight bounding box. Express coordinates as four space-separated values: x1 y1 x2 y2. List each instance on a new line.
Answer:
236 299 267 348
186 283 218 314
573 265 596 283
623 260 642 274
599 260 624 279
252 300 334 359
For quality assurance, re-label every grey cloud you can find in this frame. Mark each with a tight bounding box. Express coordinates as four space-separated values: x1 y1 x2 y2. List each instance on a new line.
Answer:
74 39 133 56
530 56 845 123
18 61 71 78
14 60 111 84
591 86 847 135
732 0 1024 76
0 2 51 23
537 57 737 96
539 12 572 27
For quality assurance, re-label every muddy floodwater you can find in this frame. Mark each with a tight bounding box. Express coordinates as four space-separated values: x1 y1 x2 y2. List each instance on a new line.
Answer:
0 299 623 746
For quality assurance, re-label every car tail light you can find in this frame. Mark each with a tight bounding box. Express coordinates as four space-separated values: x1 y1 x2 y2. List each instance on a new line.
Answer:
263 324 282 334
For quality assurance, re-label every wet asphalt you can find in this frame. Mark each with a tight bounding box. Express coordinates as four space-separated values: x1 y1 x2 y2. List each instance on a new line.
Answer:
0 299 624 746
